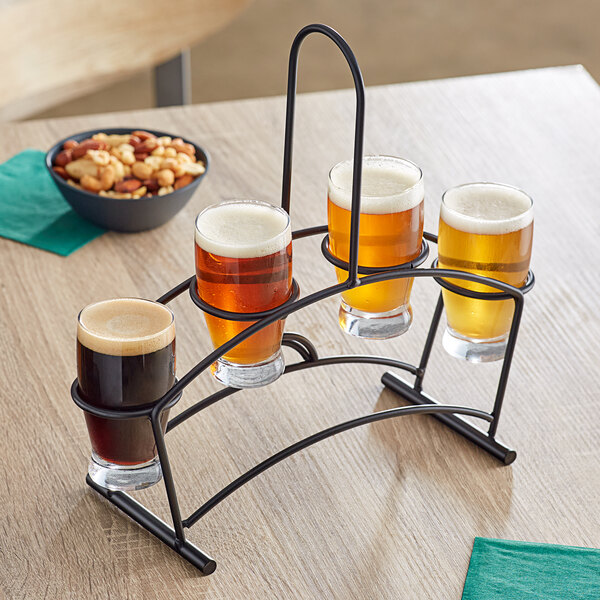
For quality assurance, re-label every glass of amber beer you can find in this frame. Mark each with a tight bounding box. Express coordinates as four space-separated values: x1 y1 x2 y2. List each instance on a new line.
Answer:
327 156 424 338
77 298 176 491
195 200 292 388
438 183 534 362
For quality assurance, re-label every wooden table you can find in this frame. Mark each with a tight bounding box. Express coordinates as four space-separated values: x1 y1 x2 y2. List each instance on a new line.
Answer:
1 66 598 599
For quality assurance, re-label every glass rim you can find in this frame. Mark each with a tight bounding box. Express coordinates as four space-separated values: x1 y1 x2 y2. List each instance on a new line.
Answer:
194 199 291 250
328 155 423 198
441 182 533 224
77 297 175 344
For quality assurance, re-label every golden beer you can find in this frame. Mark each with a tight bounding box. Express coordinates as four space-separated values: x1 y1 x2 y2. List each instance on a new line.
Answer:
438 183 533 362
327 156 424 338
195 201 292 388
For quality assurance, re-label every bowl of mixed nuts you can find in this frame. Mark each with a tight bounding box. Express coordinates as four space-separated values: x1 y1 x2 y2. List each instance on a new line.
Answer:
46 128 209 232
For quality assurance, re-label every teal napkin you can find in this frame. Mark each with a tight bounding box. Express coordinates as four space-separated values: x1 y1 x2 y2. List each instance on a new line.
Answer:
0 149 104 256
463 537 600 599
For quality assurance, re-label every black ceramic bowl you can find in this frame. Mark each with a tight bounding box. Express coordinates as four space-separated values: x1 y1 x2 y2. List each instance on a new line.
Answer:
45 128 209 232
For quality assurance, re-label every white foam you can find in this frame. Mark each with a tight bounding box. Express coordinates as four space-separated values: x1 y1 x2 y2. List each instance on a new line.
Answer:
78 298 175 356
328 156 424 214
441 183 533 235
195 201 291 258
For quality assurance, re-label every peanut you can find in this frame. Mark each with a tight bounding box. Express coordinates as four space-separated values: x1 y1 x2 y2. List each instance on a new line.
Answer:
66 179 81 188
80 174 102 192
151 146 165 157
92 133 108 141
114 178 142 193
55 149 73 167
164 147 177 158
176 152 192 164
100 165 115 191
157 136 172 146
131 161 154 180
120 150 135 165
62 140 79 150
108 191 133 199
160 158 179 171
157 169 175 187
65 158 99 180
144 155 163 171
174 174 194 190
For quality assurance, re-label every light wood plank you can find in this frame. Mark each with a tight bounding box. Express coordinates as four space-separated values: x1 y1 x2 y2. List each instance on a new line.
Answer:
0 66 598 599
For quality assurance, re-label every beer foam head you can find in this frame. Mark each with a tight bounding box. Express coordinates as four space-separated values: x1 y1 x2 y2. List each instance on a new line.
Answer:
328 155 424 214
78 298 175 356
195 200 291 258
441 183 533 235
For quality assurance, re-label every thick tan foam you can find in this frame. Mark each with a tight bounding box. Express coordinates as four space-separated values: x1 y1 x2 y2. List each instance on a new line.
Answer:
441 183 533 235
78 298 175 356
195 201 291 258
328 156 424 214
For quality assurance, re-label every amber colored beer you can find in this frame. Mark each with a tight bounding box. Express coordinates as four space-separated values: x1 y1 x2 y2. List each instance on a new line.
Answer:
327 156 424 338
438 183 533 344
195 201 292 369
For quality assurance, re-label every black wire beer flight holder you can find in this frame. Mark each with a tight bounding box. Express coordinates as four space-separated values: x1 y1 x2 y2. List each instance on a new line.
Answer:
71 24 535 575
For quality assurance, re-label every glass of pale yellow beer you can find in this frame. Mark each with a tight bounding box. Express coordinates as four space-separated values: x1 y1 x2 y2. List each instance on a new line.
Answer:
438 183 533 362
195 200 292 388
327 156 424 339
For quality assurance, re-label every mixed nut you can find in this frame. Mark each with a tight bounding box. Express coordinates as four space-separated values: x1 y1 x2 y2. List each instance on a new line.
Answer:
52 130 205 198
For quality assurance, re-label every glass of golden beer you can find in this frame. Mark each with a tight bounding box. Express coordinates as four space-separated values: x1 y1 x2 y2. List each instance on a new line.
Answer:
438 182 533 362
327 155 424 339
195 200 292 388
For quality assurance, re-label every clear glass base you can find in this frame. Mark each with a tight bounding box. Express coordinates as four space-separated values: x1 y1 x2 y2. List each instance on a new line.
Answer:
442 327 508 363
88 452 162 491
338 301 413 339
211 349 285 388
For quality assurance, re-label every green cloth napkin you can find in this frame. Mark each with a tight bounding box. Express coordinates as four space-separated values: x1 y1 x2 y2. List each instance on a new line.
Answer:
0 149 104 256
463 537 600 600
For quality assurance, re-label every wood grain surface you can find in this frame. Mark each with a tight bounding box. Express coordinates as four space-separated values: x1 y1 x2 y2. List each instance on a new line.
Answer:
0 0 250 121
0 66 599 599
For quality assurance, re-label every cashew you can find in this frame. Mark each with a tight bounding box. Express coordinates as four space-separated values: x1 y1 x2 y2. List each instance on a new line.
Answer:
65 158 99 180
87 150 110 166
132 186 147 198
118 143 135 154
80 174 102 192
104 134 132 147
181 162 206 176
100 165 115 191
158 185 174 196
176 152 192 164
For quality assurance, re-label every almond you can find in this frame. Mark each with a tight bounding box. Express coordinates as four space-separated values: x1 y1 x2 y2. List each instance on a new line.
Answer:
55 149 73 167
174 174 194 190
114 178 142 193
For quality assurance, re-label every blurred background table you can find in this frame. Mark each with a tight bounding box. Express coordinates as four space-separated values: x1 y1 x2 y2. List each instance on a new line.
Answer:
0 66 598 599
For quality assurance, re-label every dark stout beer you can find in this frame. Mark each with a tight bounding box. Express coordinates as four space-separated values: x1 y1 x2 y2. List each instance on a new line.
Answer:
77 298 175 482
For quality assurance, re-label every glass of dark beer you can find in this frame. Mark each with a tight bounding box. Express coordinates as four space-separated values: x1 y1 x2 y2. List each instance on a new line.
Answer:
77 298 176 491
195 200 292 388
